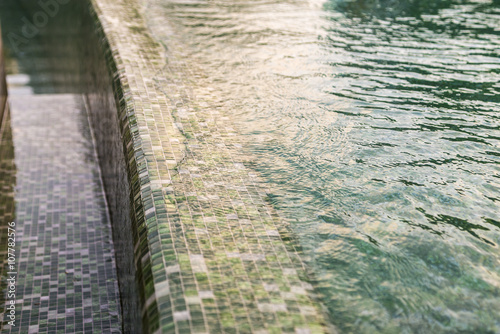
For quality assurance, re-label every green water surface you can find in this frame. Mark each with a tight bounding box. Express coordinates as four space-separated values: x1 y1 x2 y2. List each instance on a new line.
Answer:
145 0 500 332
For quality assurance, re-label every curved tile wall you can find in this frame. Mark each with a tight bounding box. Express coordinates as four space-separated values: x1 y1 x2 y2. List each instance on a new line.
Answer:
84 0 331 333
81 3 142 332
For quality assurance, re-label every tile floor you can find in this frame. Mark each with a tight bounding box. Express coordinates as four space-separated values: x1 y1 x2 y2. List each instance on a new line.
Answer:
0 92 122 333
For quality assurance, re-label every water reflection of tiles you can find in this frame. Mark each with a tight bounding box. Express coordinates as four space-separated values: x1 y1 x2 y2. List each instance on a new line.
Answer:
1 93 121 333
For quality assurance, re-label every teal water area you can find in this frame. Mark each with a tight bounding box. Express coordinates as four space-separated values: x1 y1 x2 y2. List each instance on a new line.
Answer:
144 0 500 332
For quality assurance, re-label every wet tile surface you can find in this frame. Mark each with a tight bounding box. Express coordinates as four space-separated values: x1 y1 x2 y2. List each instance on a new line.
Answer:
0 108 15 319
0 93 122 333
90 0 329 332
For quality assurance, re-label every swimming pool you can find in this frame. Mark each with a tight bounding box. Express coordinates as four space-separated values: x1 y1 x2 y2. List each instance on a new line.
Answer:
143 0 500 332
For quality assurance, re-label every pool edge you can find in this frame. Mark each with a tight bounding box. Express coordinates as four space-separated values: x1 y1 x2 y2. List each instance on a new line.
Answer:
87 0 333 333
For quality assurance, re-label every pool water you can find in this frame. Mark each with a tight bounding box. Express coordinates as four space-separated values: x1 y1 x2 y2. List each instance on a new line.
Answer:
144 0 500 332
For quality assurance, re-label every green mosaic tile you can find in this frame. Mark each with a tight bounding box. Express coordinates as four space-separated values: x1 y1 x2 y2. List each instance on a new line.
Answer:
86 0 331 332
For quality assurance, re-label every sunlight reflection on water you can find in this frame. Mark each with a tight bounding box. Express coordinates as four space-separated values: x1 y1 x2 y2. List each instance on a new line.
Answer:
145 0 500 332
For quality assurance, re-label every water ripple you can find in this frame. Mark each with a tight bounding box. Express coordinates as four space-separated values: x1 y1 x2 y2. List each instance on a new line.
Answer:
145 0 500 332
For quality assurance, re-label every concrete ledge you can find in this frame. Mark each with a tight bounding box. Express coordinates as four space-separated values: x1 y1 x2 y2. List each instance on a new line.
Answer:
86 0 330 333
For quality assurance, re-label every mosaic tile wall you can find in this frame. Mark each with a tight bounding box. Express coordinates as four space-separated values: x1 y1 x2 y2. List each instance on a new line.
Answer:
88 0 332 332
0 19 14 324
81 3 142 331
0 93 122 333
0 108 15 321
